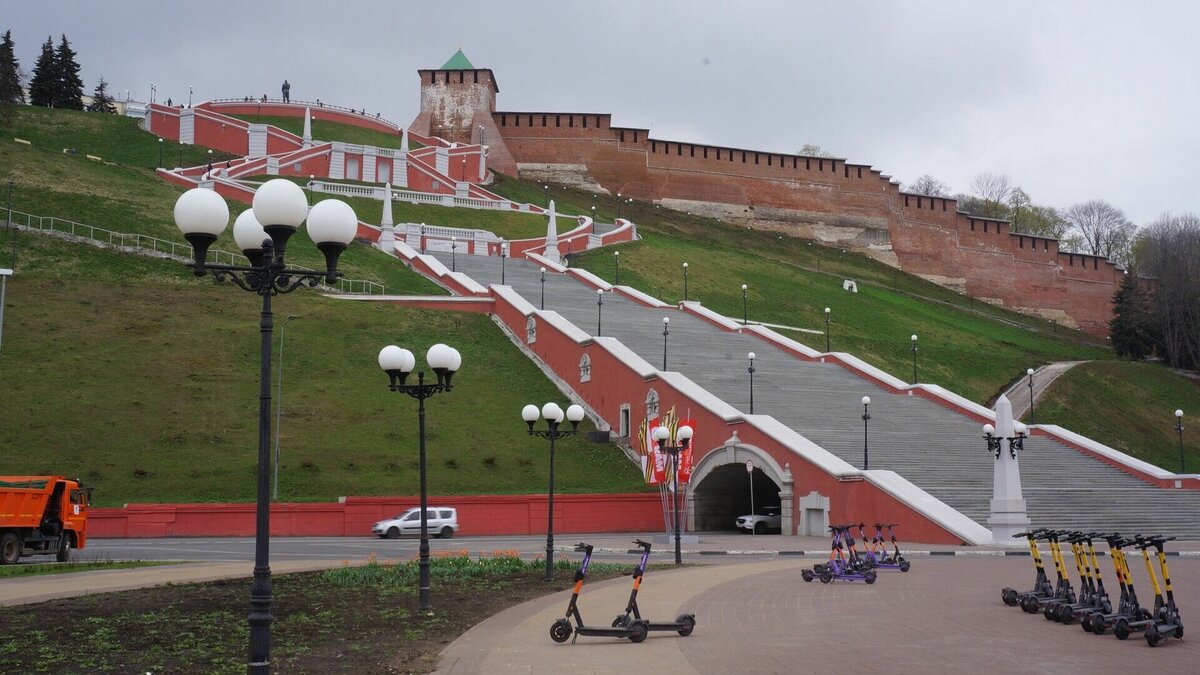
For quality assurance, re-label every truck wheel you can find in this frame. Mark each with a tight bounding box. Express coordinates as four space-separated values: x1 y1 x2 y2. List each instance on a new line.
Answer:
56 534 73 563
1 533 21 565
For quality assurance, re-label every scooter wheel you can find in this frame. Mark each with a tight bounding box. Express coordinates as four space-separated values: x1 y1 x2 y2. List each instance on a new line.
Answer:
611 615 628 628
1174 625 1183 639
1057 604 1073 623
1092 620 1107 636
801 570 814 582
864 571 877 585
1081 613 1093 633
819 571 833 584
1113 618 1130 640
899 561 911 573
627 620 649 643
1002 588 1018 606
550 619 572 643
676 614 696 637
1044 605 1058 621
1020 595 1037 613
1145 630 1160 648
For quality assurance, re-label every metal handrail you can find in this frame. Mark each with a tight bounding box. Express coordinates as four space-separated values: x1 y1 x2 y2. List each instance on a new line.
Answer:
1 207 385 295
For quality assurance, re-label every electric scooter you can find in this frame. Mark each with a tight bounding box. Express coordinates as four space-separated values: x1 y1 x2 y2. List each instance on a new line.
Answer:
550 542 649 644
857 523 910 572
1044 532 1091 622
1058 532 1112 626
801 525 877 584
610 539 696 636
1018 530 1075 614
1002 529 1052 607
1090 534 1150 636
1113 535 1184 646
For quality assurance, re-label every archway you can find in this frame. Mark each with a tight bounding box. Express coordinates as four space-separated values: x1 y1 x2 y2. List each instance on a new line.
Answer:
688 436 793 534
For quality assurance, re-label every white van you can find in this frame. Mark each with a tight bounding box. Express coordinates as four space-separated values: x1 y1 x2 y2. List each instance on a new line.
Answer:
372 507 459 539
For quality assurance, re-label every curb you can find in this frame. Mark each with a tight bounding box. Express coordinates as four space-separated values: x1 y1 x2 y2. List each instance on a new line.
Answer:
556 546 1200 558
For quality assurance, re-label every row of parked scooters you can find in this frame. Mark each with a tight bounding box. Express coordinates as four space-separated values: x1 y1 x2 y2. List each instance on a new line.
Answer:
800 523 912 584
550 540 696 643
1001 529 1184 647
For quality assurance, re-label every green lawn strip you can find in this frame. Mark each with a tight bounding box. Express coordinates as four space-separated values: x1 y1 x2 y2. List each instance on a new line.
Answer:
0 560 176 579
1035 361 1200 472
222 113 416 149
0 238 646 506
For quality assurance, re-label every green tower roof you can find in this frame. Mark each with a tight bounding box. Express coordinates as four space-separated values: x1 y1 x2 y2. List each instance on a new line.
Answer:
440 49 475 70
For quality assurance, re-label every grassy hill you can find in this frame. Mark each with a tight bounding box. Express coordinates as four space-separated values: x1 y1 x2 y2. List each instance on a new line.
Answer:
1036 361 1200 471
224 113 416 149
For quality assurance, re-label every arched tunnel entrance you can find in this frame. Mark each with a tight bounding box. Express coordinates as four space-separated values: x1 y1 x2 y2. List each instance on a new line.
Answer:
692 464 783 533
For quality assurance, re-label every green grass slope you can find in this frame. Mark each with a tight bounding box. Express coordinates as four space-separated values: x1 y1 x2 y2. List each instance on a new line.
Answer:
0 237 645 506
484 178 1113 403
1036 362 1200 472
224 113 417 149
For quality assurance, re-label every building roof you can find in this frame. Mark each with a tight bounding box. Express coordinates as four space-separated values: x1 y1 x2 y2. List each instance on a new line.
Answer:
441 49 475 70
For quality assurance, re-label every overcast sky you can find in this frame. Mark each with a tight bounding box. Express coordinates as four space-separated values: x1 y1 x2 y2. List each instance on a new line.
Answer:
6 1 1197 223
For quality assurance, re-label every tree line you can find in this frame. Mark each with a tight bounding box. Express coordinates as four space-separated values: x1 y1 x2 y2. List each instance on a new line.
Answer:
0 30 116 126
905 172 1197 370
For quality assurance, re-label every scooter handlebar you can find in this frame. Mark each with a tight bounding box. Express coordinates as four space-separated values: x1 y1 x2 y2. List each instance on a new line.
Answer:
574 542 593 552
634 539 652 550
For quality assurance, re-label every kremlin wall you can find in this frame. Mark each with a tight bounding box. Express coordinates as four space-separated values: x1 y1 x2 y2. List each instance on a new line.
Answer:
408 51 1119 336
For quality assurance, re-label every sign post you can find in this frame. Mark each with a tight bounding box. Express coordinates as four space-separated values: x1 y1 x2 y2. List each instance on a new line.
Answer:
0 268 11 355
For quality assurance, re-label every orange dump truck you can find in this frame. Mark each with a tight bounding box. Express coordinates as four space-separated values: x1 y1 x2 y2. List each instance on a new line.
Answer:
0 476 90 564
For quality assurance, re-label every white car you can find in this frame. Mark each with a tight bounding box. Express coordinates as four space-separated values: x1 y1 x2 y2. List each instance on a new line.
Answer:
372 507 459 539
735 506 782 534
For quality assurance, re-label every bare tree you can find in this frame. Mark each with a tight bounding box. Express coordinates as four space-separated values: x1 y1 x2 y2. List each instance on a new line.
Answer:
797 144 834 158
1065 200 1136 263
1138 213 1200 369
970 172 1013 204
906 174 949 197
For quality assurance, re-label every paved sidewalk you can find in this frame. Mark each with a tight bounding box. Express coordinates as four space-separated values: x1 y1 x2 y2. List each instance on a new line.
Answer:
1001 361 1087 421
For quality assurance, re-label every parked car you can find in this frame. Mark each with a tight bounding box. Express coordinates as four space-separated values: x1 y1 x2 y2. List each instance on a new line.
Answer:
373 507 458 539
735 506 781 534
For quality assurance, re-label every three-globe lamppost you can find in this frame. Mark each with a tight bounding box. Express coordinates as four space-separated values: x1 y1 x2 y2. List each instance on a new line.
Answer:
652 424 693 564
377 342 463 612
173 179 359 675
522 402 586 581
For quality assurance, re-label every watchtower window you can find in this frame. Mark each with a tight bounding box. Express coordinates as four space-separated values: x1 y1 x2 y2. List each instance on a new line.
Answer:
690 145 695 157
754 153 759 165
569 115 574 127
741 151 746 163
703 147 708 159
818 159 825 171
541 115 547 126
555 115 560 127
458 72 464 83
473 71 478 83
582 116 588 128
677 143 682 156
620 130 625 142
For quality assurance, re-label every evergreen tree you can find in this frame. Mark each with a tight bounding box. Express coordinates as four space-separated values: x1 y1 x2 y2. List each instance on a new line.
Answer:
1109 274 1162 361
53 34 84 110
28 35 55 107
86 76 116 113
0 30 23 127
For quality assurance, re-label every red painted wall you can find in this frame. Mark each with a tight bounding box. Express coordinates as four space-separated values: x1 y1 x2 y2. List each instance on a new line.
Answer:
88 493 661 538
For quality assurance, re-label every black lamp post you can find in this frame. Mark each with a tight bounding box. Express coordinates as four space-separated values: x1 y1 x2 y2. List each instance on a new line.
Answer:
652 424 694 564
173 180 358 675
307 175 315 207
741 284 748 325
910 334 918 383
682 262 689 302
538 267 546 309
1027 368 1036 424
861 396 871 470
177 142 183 169
522 401 585 581
1176 410 1186 473
662 317 670 370
824 307 831 352
596 288 604 336
614 250 621 285
616 192 623 220
450 236 457 272
500 241 508 285
543 184 549 207
377 342 463 612
188 84 193 108
157 137 163 168
747 352 756 414
591 205 596 233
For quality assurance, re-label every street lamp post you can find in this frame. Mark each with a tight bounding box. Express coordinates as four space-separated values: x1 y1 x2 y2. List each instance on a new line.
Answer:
983 421 1027 461
662 317 670 370
173 180 359 675
614 250 621 285
307 176 315 207
824 308 831 352
451 236 457 272
617 192 623 221
652 424 693 564
591 205 596 234
158 138 163 168
543 184 549 207
177 141 183 169
596 288 604 336
741 284 748 325
377 342 463 612
272 314 300 501
0 268 11 355
1176 410 1186 474
747 352 756 414
1027 368 1036 424
861 396 871 470
188 85 193 108
910 334 918 383
682 262 689 302
522 402 585 581
540 267 546 310
500 241 508 285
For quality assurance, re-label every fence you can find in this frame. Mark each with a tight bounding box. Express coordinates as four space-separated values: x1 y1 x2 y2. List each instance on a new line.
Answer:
2 208 386 295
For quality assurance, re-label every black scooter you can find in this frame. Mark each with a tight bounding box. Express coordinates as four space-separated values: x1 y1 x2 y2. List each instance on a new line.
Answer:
550 542 649 643
611 539 696 636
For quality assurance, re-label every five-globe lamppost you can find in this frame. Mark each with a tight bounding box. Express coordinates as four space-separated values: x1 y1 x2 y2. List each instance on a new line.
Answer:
173 179 359 675
377 342 463 612
652 424 693 564
522 401 586 581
